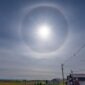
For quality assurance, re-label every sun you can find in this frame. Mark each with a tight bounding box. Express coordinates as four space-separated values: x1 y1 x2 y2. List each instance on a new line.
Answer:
37 24 51 40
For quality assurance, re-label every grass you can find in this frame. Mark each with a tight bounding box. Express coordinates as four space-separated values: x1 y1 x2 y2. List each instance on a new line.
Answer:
0 81 35 85
0 80 62 85
0 82 22 85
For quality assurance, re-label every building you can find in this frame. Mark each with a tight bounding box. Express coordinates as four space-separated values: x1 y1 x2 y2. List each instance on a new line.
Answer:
46 79 60 85
67 74 85 85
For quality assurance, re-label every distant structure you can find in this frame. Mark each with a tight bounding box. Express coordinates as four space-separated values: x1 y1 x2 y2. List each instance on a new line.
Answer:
72 74 85 81
67 73 85 85
51 78 60 84
46 78 60 85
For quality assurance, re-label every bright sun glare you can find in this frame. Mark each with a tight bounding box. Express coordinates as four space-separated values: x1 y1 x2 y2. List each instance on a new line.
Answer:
37 24 51 40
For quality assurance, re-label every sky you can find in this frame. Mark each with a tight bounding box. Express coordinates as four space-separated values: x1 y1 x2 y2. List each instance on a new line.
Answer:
0 0 85 80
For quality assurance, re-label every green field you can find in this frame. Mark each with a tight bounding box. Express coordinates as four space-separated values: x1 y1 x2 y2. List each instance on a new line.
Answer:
0 81 35 85
0 82 22 85
0 80 62 85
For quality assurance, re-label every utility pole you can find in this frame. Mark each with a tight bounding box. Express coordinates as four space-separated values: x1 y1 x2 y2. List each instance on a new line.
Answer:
71 70 73 75
61 64 65 85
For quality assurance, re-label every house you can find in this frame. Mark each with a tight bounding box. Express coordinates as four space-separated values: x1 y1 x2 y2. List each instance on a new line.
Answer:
51 78 60 84
45 79 60 85
67 74 85 85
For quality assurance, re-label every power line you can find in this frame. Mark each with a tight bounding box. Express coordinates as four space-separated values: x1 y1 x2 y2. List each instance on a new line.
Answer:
64 43 85 64
61 43 85 79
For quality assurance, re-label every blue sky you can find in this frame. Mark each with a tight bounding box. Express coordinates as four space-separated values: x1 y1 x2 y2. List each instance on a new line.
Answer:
0 0 85 80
